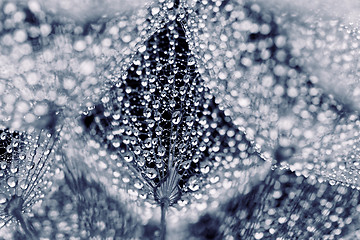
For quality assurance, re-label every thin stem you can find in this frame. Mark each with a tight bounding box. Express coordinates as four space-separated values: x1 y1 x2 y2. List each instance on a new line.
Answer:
160 199 169 240
12 208 37 240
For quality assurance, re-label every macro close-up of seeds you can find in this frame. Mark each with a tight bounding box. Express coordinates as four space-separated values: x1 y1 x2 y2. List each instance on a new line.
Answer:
1 0 360 239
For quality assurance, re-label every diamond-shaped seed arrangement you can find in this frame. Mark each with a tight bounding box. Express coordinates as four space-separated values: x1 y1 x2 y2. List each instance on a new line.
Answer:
193 0 360 187
82 7 267 238
0 1 120 131
0 128 59 238
2 0 360 238
189 168 360 240
11 171 140 239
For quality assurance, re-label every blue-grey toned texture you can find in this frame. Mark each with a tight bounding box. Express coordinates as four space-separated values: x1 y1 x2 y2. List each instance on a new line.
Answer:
1 0 360 239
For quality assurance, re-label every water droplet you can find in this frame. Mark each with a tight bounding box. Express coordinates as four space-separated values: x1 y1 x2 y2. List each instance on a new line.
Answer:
254 232 264 239
26 161 35 170
0 133 6 140
188 56 196 66
137 156 145 167
12 140 19 148
151 7 160 16
210 175 220 183
201 165 210 174
156 162 163 168
185 116 194 127
10 165 18 173
170 99 176 108
134 146 142 155
6 145 13 153
188 177 199 191
133 56 142 66
112 140 121 148
329 179 336 185
157 146 166 157
146 168 157 179
199 142 207 152
138 45 146 53
154 111 161 121
155 126 163 136
20 180 28 190
144 138 152 148
191 137 198 146
0 194 7 204
143 108 152 118
134 180 144 189
124 152 134 163
153 100 160 109
172 111 182 125
0 162 7 169
7 176 17 188
152 138 159 146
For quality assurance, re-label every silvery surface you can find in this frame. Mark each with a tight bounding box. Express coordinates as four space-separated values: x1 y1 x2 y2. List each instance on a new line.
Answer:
1 0 360 239
0 128 60 239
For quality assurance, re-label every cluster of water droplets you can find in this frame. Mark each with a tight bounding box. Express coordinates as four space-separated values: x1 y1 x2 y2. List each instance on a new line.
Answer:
0 128 59 230
81 0 267 214
0 0 144 131
188 0 360 188
10 171 140 239
188 167 360 240
2 0 360 238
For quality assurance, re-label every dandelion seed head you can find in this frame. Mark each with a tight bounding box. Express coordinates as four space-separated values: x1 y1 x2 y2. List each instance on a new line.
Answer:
3 0 360 238
0 0 148 132
194 0 360 187
80 2 267 214
187 168 360 239
0 128 59 230
11 172 141 239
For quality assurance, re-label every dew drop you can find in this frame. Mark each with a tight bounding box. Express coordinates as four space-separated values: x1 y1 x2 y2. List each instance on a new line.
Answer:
138 45 146 53
156 162 163 168
188 57 196 66
154 111 161 121
0 162 7 170
157 146 166 157
124 152 134 163
172 111 182 125
201 165 210 174
146 168 157 179
188 177 199 191
137 156 145 167
191 137 198 146
0 194 7 204
170 99 176 108
20 180 28 190
26 161 35 170
155 126 163 136
7 176 17 188
0 133 6 140
199 142 207 152
144 138 152 148
112 140 121 148
185 116 194 127
153 100 160 109
151 7 160 16
134 146 142 155
12 140 19 148
143 108 152 118
10 165 18 174
134 180 144 189
6 145 12 154
210 175 220 184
